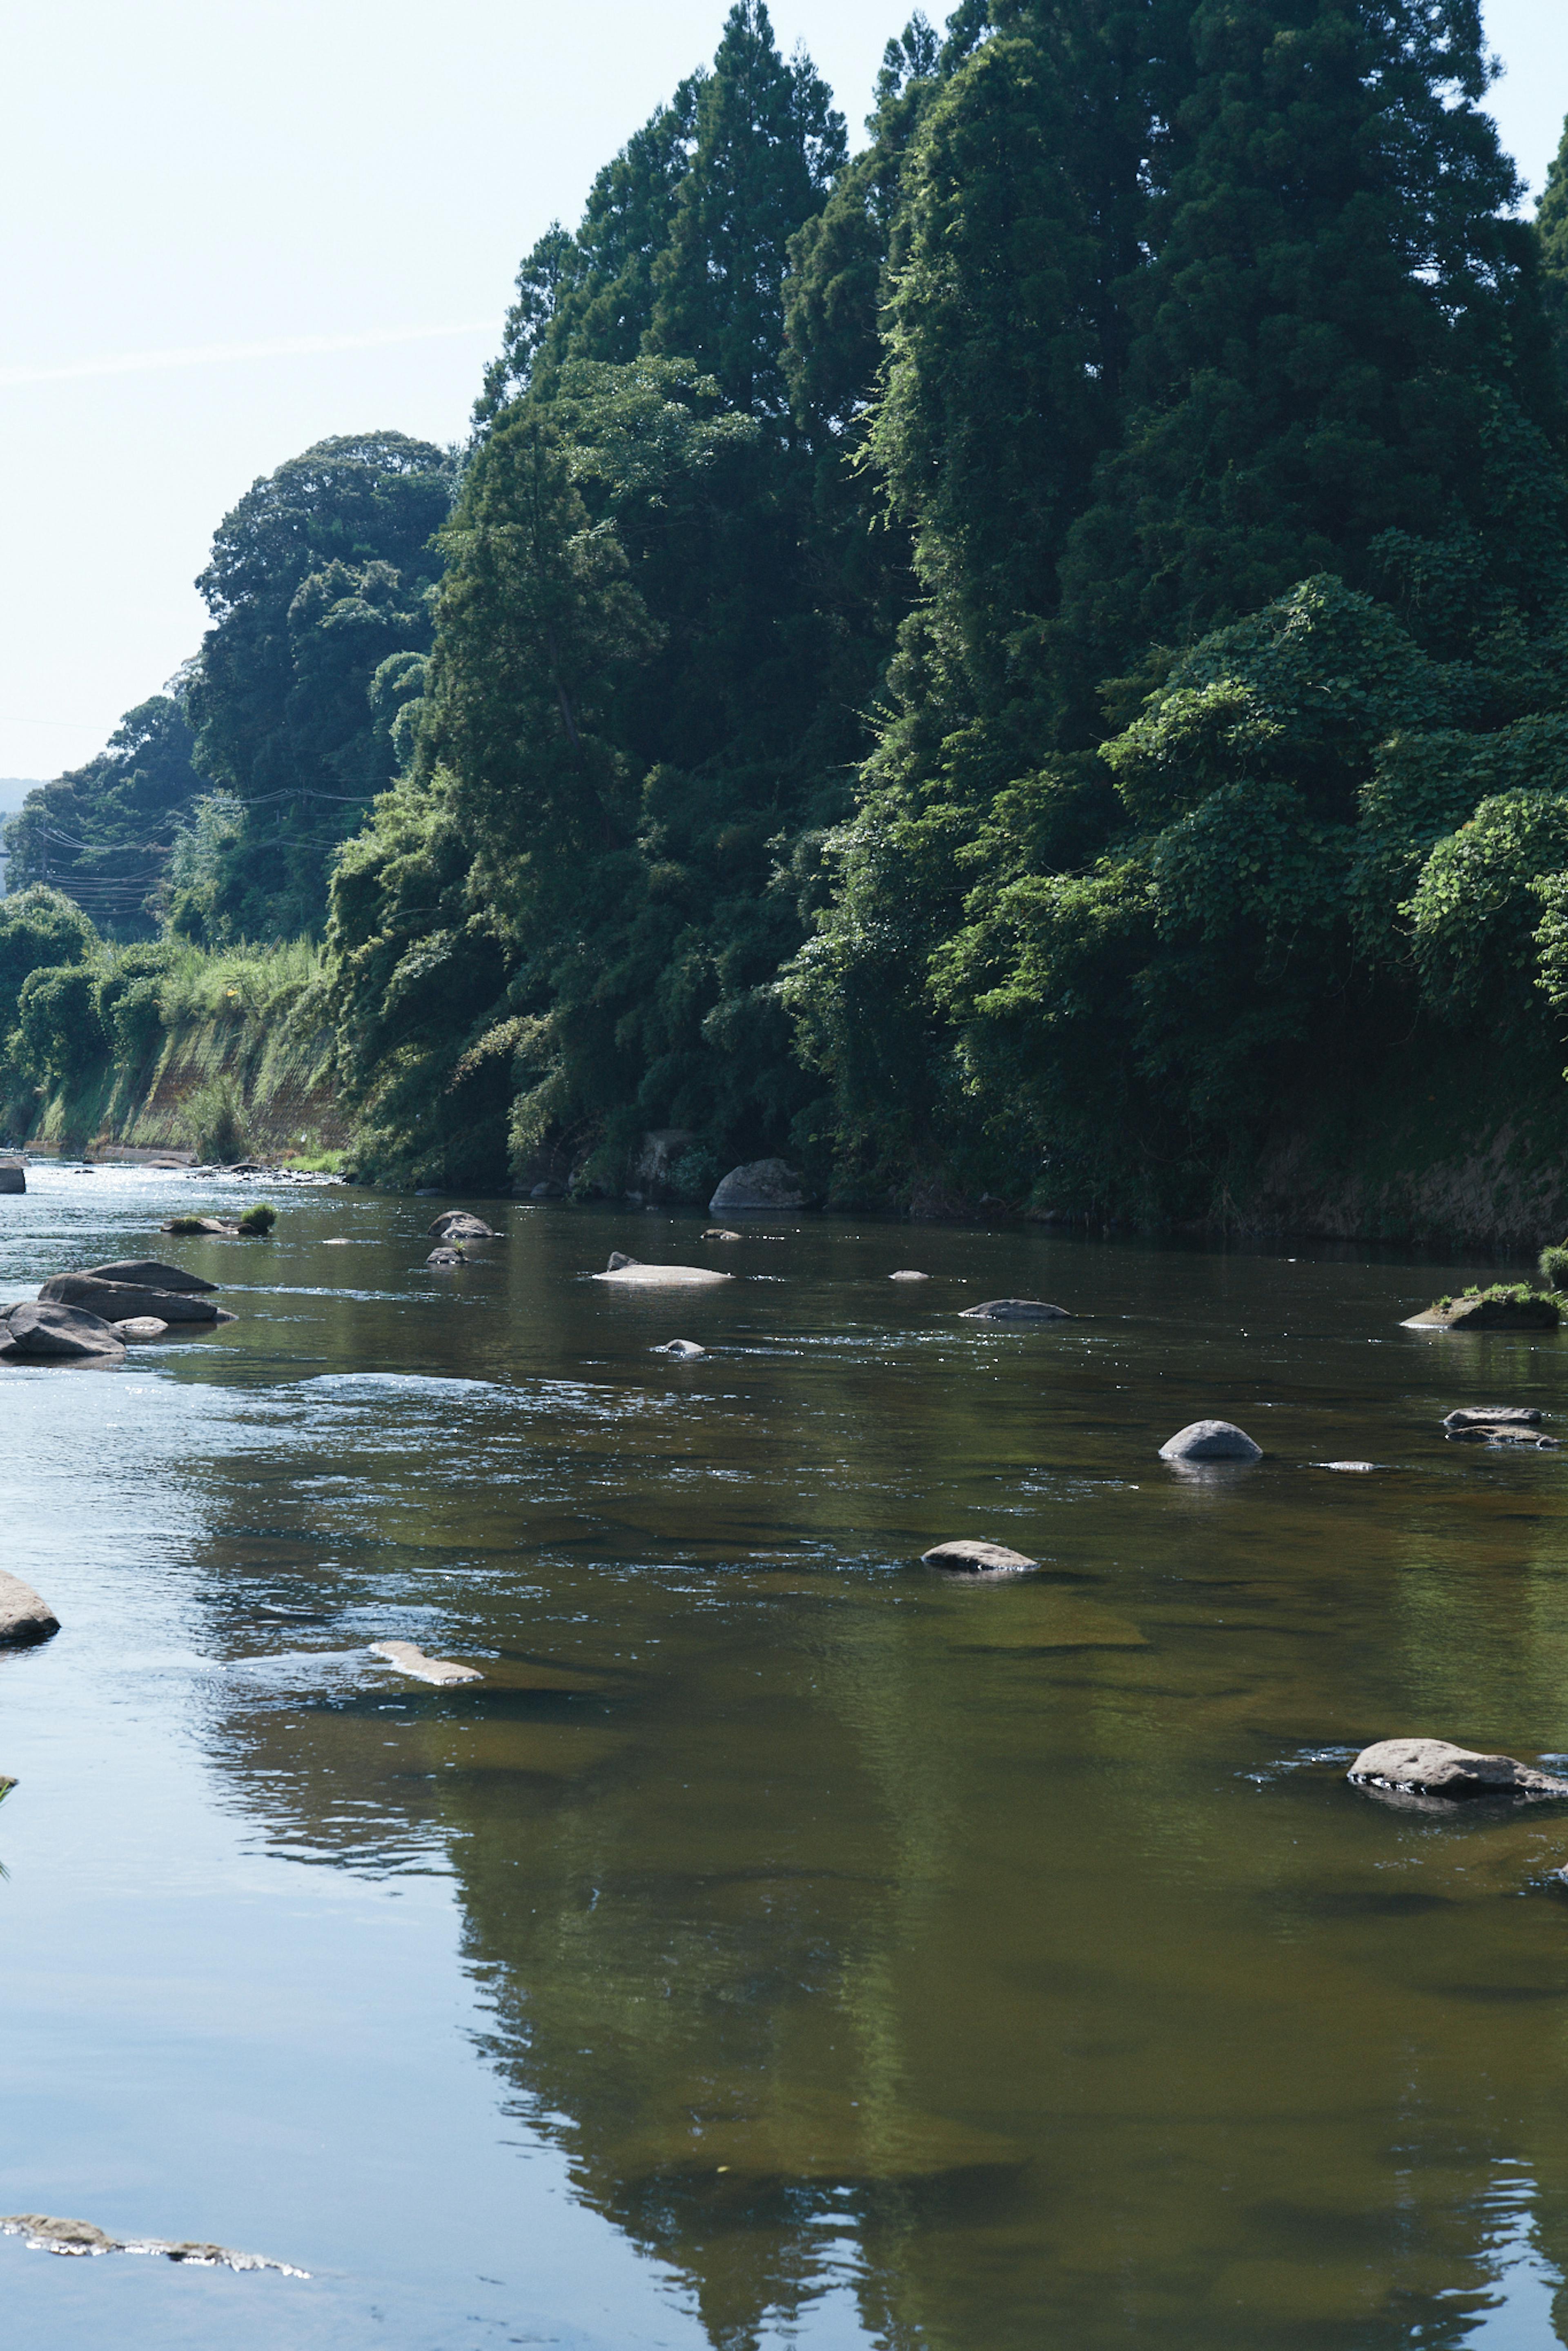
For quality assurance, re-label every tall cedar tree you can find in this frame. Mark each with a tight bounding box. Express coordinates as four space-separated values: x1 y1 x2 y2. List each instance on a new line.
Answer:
1056 0 1564 705
647 2 846 415
1540 112 1568 398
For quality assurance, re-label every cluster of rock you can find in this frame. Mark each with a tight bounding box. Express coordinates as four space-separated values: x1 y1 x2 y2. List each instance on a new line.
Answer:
424 1211 501 1267
1443 1404 1559 1449
0 2214 304 2273
0 1260 235 1368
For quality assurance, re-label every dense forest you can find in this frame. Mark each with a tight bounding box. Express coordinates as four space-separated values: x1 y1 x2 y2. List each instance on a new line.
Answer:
8 0 1568 1229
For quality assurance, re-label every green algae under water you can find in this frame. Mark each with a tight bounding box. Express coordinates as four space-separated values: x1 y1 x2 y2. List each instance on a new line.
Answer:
4 1166 1568 2349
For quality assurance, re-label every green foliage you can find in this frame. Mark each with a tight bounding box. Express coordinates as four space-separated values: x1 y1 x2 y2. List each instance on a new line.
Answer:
2 693 209 938
0 887 99 1037
1539 111 1568 398
1538 1242 1568 1291
181 432 455 940
180 1074 248 1162
16 963 108 1087
237 1202 277 1234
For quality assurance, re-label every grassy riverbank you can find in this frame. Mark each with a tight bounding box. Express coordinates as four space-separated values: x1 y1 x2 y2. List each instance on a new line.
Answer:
5 938 348 1165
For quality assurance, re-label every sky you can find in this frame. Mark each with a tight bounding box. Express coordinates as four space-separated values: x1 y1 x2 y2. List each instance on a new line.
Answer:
2 0 1564 785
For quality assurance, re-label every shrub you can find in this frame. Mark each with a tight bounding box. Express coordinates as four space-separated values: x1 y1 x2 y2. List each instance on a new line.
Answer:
237 1202 277 1235
1539 1242 1568 1291
180 1074 248 1162
16 963 108 1085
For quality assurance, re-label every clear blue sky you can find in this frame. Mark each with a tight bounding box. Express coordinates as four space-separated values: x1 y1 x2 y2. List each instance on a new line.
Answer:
2 0 1562 783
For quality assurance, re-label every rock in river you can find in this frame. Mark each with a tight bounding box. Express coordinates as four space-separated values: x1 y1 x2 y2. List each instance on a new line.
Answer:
425 1246 466 1267
2 1301 126 1363
427 1212 499 1241
959 1298 1073 1321
38 1274 230 1324
708 1157 807 1213
652 1338 707 1358
890 1270 930 1281
82 1259 217 1295
1444 1405 1544 1429
595 1260 732 1288
921 1539 1039 1575
0 1159 24 1193
0 2215 303 2272
0 1569 59 1646
369 1640 483 1687
113 1317 169 1341
1158 1419 1263 1463
1348 1737 1568 1800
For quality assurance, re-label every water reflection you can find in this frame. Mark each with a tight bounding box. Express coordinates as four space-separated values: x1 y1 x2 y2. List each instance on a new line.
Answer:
9 1168 1568 2344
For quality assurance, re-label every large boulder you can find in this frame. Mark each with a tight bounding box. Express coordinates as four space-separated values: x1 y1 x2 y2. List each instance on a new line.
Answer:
3 1301 126 1363
959 1298 1072 1321
82 1259 216 1295
921 1540 1038 1576
708 1158 807 1213
1348 1738 1568 1800
0 1161 24 1194
595 1261 732 1288
1158 1419 1263 1463
0 1569 59 1645
38 1274 229 1324
426 1212 499 1241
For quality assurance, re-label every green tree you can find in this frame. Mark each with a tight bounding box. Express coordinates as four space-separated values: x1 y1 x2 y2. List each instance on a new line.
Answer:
1056 0 1565 698
3 691 209 938
647 2 845 416
185 431 455 940
0 887 99 1039
1539 111 1568 397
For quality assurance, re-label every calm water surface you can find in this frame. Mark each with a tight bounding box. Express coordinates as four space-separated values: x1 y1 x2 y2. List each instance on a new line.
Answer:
4 1165 1568 2349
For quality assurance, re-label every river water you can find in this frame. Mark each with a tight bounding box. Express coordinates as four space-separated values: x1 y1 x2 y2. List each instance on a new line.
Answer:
4 1163 1568 2349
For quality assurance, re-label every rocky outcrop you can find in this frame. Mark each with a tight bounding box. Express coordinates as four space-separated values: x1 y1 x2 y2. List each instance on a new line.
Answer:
369 1640 483 1687
0 1570 59 1645
83 1259 216 1295
1348 1738 1568 1800
427 1212 499 1241
2 1302 126 1363
0 1160 24 1194
921 1540 1038 1575
959 1298 1072 1321
1403 1293 1560 1331
0 2215 304 2273
595 1261 732 1287
708 1158 807 1212
39 1274 230 1324
1158 1419 1263 1463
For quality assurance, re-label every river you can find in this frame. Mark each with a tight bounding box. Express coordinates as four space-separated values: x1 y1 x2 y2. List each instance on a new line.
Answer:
3 1162 1568 2349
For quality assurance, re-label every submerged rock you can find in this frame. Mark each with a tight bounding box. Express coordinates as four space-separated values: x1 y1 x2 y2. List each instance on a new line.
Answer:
426 1212 499 1241
425 1246 465 1267
82 1259 216 1295
38 1275 228 1324
1318 1460 1379 1472
651 1339 707 1359
0 2215 305 2273
369 1640 483 1687
595 1261 732 1287
3 1301 126 1362
958 1298 1072 1321
703 1228 742 1241
1348 1737 1568 1800
708 1157 807 1213
921 1539 1038 1576
1158 1419 1263 1464
161 1216 238 1236
889 1270 930 1281
0 1570 59 1645
113 1318 169 1342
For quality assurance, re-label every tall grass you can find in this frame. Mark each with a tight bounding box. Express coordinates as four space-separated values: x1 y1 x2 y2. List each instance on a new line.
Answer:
157 936 326 1027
